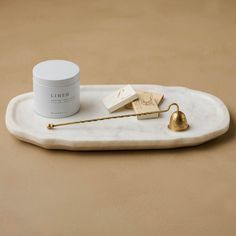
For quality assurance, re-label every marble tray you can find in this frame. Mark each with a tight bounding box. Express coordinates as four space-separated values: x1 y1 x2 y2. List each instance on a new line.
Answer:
5 85 230 150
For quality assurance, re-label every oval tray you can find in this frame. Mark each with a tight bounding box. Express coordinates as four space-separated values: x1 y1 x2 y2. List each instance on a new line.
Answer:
5 85 230 150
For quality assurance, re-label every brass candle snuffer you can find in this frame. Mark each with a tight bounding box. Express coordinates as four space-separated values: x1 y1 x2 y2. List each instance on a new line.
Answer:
47 103 189 132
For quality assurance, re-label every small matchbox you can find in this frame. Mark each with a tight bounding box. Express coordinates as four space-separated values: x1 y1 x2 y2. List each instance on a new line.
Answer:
102 85 138 113
132 90 164 120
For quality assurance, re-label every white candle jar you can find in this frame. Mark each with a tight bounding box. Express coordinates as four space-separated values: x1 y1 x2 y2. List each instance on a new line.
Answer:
33 60 80 118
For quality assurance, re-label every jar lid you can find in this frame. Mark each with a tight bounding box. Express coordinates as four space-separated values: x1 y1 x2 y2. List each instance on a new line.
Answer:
33 60 80 87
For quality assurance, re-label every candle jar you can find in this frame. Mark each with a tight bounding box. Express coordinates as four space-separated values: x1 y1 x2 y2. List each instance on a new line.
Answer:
33 60 80 118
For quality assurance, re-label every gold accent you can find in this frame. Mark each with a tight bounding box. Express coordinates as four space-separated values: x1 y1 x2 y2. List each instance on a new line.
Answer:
47 123 54 129
168 111 189 131
47 103 189 132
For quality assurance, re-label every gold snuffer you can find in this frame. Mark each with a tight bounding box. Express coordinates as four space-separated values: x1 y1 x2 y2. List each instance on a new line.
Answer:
47 103 189 132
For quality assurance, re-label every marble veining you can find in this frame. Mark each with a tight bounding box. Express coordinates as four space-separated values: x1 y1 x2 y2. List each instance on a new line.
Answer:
5 85 230 150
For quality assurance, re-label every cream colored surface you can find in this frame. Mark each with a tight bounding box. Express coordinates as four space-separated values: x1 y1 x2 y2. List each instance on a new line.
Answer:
5 85 230 150
0 0 236 235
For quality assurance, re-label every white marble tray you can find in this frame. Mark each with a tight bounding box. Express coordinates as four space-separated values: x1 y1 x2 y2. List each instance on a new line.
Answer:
5 85 230 150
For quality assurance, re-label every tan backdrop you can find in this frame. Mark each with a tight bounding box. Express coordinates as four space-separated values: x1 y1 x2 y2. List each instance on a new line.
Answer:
0 0 236 235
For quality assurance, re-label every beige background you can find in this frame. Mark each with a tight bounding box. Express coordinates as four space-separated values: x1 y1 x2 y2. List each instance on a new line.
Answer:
1 0 236 235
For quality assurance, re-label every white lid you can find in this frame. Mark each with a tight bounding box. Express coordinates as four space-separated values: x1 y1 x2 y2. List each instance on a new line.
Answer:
33 60 80 86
